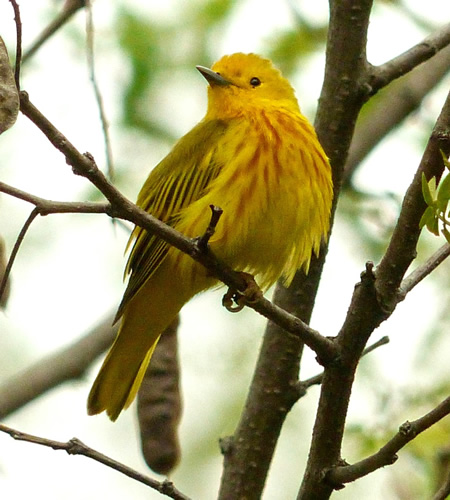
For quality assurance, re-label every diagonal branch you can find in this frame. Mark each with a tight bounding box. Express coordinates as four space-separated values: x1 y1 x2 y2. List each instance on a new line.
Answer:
15 93 337 364
0 313 116 419
434 466 450 500
327 396 450 487
0 423 191 500
368 22 450 94
22 0 86 63
345 45 450 182
376 90 450 310
298 82 450 500
398 243 450 301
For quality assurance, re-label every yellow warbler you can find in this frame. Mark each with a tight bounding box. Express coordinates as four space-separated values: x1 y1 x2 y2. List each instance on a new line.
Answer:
88 53 333 421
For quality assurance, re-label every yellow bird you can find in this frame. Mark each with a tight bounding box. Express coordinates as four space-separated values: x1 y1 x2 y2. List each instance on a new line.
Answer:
87 53 333 421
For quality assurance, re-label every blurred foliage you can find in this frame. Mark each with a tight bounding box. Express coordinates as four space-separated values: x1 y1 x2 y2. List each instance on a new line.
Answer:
266 7 327 75
337 186 402 263
116 1 239 140
420 154 450 242
114 0 328 138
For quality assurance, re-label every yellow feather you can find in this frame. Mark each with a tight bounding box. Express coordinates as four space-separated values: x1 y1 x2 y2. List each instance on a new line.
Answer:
87 52 333 420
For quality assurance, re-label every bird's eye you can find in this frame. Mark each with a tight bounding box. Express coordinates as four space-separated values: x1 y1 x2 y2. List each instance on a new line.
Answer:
250 77 261 87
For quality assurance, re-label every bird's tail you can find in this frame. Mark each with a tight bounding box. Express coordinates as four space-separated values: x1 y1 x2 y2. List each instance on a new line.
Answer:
87 260 196 421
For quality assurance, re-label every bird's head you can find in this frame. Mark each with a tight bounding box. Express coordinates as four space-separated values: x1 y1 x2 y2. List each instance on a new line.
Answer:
197 53 300 119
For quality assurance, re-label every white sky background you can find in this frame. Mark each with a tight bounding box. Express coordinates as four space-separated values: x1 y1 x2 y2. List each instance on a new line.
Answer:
0 1 449 499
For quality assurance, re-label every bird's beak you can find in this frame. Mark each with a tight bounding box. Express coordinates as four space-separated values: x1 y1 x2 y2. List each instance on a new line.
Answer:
196 66 232 87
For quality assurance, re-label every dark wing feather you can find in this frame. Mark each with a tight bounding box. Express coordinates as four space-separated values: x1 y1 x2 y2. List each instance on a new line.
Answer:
115 119 228 321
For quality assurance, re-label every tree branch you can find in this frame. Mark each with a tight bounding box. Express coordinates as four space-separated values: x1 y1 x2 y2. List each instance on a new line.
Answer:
345 45 450 182
0 423 191 500
376 90 450 311
434 466 450 500
22 0 86 63
0 181 110 215
298 88 450 499
84 0 115 180
7 0 22 89
300 335 390 391
0 207 38 304
219 1 375 498
368 22 450 94
398 243 450 301
327 396 450 487
0 313 116 419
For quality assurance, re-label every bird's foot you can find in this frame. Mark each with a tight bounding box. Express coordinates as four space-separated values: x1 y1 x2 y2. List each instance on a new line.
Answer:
222 272 262 313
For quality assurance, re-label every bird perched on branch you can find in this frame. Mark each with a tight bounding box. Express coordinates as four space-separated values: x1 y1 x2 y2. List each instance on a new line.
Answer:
87 52 333 421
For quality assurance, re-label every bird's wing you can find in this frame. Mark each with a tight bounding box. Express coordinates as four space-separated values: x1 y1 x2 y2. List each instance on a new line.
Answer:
115 119 228 321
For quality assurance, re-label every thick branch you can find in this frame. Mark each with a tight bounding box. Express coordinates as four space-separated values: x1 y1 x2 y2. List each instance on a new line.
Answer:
298 90 450 499
327 396 450 486
218 1 375 499
0 423 190 500
376 91 450 310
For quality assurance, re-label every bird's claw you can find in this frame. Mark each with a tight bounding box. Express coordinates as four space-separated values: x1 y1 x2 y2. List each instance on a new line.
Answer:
222 272 262 313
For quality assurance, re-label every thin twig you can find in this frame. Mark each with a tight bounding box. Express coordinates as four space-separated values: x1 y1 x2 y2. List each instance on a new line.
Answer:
327 396 450 487
22 0 86 63
0 181 110 215
0 182 111 305
398 243 450 301
8 0 22 89
85 0 115 180
0 208 38 304
0 423 191 500
300 336 390 391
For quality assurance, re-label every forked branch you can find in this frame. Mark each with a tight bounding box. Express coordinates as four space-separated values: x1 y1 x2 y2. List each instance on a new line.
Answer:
327 396 450 487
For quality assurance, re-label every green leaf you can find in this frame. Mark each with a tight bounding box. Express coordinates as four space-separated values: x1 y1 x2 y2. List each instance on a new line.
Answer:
419 205 434 229
436 173 450 211
428 176 437 199
426 212 440 236
440 150 450 171
421 172 435 206
442 227 450 243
